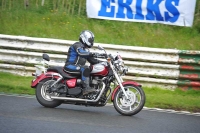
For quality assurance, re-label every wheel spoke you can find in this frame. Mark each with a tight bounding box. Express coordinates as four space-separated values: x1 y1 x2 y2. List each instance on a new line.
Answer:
135 101 140 104
114 85 145 115
135 91 139 95
129 106 132 111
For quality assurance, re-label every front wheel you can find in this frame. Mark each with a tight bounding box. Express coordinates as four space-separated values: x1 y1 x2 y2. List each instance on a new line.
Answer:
36 78 62 108
113 84 145 116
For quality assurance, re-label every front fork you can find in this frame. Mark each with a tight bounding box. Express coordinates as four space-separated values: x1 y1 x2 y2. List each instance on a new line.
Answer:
109 62 129 99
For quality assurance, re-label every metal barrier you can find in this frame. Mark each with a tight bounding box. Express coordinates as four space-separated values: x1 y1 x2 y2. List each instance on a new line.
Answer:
0 34 199 90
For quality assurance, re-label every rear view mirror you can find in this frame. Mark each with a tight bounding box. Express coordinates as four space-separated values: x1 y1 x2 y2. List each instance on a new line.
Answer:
98 45 104 50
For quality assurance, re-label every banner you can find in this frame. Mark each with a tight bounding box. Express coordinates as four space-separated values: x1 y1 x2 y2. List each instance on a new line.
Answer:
86 0 196 27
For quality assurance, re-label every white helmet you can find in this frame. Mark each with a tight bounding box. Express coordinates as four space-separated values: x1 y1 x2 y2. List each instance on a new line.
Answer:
79 30 94 48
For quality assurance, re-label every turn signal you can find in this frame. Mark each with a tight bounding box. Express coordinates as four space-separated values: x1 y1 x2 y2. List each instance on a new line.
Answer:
107 58 111 63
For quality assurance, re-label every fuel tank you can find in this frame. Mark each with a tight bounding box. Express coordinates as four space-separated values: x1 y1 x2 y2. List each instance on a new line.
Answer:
90 63 109 76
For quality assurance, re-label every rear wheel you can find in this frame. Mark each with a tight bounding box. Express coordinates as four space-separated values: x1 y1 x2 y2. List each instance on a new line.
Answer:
36 78 62 108
113 84 145 116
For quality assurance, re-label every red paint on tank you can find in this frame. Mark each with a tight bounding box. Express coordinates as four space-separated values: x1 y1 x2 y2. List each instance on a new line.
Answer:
91 66 109 76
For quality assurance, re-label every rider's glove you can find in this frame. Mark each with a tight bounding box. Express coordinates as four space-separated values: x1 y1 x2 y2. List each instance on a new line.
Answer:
99 53 107 58
89 52 99 57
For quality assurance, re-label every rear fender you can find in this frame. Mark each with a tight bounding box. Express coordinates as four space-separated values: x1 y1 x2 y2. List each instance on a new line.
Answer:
31 72 61 88
111 81 141 101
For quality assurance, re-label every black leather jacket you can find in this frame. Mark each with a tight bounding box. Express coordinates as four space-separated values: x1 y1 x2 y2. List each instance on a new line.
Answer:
65 42 100 66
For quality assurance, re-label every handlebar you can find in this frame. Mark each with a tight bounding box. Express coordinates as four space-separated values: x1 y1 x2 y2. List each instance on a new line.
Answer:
90 52 107 58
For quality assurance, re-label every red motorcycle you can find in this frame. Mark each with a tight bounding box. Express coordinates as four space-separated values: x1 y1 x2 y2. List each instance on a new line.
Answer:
31 45 145 116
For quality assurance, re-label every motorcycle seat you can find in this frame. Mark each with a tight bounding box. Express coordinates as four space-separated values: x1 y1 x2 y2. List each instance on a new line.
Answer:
47 66 79 79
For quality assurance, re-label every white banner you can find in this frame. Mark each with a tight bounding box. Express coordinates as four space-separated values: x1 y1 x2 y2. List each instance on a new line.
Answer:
86 0 196 27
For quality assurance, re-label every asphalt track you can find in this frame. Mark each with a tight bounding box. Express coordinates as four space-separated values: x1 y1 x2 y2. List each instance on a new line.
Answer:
0 94 200 133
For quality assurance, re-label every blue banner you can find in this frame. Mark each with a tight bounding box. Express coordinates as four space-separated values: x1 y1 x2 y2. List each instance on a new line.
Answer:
87 0 196 27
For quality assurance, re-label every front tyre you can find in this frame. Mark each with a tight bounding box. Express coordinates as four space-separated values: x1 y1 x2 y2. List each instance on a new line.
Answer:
113 84 145 116
36 78 62 108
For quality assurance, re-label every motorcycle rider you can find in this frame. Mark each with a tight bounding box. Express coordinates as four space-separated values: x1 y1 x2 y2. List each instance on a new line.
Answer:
64 30 101 95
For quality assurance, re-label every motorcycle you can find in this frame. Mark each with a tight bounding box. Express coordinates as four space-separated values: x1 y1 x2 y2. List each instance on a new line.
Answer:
31 45 145 116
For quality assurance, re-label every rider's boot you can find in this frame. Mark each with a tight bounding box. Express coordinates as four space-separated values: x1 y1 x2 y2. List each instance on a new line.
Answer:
82 77 96 95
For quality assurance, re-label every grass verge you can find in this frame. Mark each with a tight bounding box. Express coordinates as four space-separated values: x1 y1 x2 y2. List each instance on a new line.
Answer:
0 2 200 50
144 87 200 113
0 71 199 113
0 72 34 95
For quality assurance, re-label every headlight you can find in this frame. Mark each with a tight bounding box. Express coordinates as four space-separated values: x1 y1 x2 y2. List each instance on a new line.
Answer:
119 61 124 67
123 67 128 74
114 59 125 71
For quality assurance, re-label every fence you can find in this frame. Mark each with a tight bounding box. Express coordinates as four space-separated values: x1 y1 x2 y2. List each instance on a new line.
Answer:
1 0 87 16
0 34 200 90
1 0 200 17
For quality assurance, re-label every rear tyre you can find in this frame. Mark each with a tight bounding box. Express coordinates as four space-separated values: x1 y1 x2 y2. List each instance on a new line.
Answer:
113 84 145 116
36 78 62 108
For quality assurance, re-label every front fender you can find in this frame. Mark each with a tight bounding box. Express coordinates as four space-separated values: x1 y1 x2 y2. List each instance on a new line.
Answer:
111 81 141 101
31 72 60 88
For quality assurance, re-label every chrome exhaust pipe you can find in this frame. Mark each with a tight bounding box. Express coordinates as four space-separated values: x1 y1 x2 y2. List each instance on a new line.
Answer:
50 82 106 103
